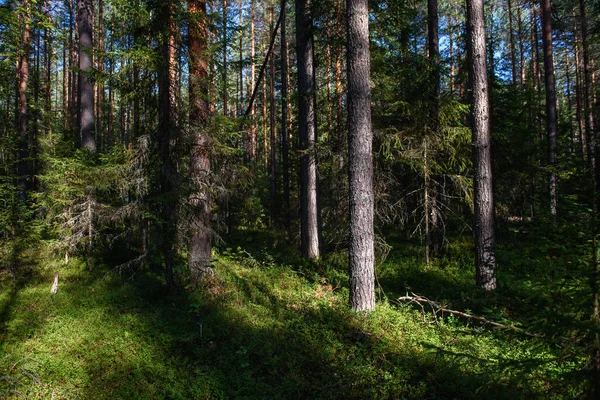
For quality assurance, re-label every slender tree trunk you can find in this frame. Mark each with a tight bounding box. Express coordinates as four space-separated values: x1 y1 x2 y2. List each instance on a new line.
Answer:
263 59 268 169
541 0 558 216
530 0 540 91
70 0 78 137
449 15 455 94
188 0 212 279
507 0 517 84
222 0 228 116
334 0 344 165
43 0 52 140
565 35 574 153
574 20 585 157
426 0 442 261
347 0 375 311
62 8 68 133
77 0 96 151
96 0 103 148
17 0 31 194
325 44 333 139
158 1 179 293
107 20 114 148
466 0 497 290
296 0 320 258
281 0 290 221
516 0 525 85
579 0 596 189
269 4 277 218
239 0 244 119
250 0 256 160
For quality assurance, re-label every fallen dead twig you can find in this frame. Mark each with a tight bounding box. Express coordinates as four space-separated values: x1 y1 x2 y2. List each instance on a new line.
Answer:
396 292 544 338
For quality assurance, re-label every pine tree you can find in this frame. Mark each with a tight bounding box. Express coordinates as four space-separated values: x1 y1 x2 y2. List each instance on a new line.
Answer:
347 0 375 311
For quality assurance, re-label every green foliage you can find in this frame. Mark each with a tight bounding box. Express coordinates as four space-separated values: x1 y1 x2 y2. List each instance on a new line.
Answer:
0 234 588 399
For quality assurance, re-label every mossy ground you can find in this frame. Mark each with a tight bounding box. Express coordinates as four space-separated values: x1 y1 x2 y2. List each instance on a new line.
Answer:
0 231 585 399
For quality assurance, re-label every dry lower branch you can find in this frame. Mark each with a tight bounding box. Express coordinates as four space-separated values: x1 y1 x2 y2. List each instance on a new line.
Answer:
397 292 543 338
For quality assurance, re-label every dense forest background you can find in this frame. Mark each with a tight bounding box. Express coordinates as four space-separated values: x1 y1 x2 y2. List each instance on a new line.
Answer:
1 0 600 397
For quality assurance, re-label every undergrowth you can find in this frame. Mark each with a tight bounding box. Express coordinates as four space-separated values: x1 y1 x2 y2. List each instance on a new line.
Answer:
0 233 587 399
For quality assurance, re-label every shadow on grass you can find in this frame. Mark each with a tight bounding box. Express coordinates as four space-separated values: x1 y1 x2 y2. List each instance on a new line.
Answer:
1 239 566 399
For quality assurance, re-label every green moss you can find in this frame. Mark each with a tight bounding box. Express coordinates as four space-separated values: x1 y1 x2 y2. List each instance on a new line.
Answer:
0 238 584 399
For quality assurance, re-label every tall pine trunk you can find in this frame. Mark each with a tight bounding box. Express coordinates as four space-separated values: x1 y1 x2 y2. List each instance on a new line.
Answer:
425 0 442 264
17 0 31 194
347 0 375 311
77 0 96 151
466 0 497 290
158 1 179 292
188 0 212 279
269 4 277 220
541 0 558 216
281 0 290 222
579 0 596 194
296 0 320 258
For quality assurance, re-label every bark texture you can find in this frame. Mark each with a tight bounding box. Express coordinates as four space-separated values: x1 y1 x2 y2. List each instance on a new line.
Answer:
347 0 375 311
296 0 320 259
281 0 290 221
541 0 558 216
158 2 179 292
188 0 212 279
466 0 497 291
17 0 31 193
77 0 96 151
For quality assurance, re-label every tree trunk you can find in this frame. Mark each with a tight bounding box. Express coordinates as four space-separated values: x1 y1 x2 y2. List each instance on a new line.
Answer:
269 4 277 219
466 0 497 290
250 0 256 160
541 0 558 216
77 0 96 151
222 0 228 116
96 0 103 149
296 0 320 258
347 0 375 311
507 0 517 84
238 0 244 119
17 0 31 194
281 0 290 221
530 0 540 91
579 0 596 190
516 0 525 85
426 0 442 261
158 2 179 293
188 0 212 279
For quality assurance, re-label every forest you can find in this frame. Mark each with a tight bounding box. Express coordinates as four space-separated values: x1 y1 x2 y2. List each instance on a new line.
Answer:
1 0 600 396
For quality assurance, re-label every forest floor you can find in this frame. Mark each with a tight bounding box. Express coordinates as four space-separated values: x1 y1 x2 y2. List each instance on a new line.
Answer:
0 228 590 399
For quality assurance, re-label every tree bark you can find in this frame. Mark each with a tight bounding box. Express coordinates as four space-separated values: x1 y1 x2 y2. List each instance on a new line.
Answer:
541 0 558 216
222 0 228 116
269 4 277 219
17 0 31 194
426 0 442 261
188 0 212 279
516 0 525 85
77 0 96 151
158 1 179 293
466 0 497 290
579 0 596 190
296 0 320 258
347 0 375 311
507 0 517 84
281 0 290 221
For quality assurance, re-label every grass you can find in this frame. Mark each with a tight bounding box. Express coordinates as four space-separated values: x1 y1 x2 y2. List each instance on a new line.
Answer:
0 231 588 399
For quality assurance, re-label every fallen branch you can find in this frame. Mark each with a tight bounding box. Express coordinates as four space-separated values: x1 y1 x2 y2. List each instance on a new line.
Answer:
396 292 543 338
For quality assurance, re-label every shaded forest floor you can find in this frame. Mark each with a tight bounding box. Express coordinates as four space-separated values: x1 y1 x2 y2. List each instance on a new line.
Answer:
0 227 590 399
